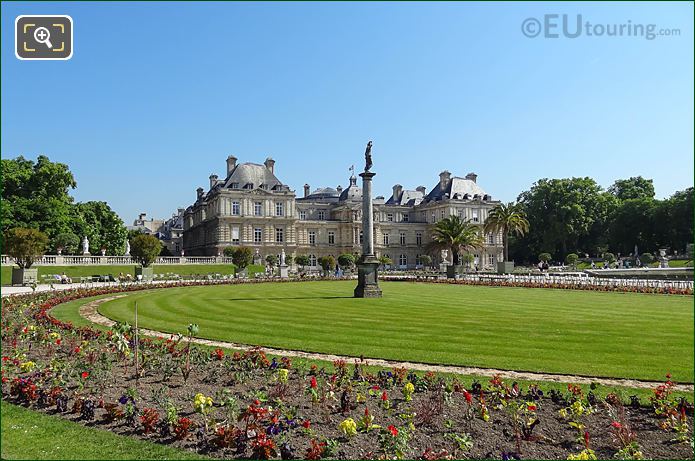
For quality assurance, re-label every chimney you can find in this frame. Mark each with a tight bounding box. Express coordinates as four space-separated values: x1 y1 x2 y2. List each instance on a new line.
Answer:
264 157 275 174
439 170 451 191
416 185 426 195
336 185 343 194
304 184 310 197
465 172 478 183
209 174 219 189
392 184 403 202
138 213 146 221
226 155 237 176
196 187 204 200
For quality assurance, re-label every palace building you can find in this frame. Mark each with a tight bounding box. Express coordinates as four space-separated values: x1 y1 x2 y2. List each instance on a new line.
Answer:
182 155 504 270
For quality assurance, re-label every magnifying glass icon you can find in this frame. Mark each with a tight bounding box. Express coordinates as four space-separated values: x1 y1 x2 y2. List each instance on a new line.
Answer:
33 27 53 49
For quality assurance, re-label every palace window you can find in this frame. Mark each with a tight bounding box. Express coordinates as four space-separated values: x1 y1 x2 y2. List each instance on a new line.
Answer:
416 232 422 246
487 233 494 245
309 231 316 245
299 210 306 220
440 210 445 219
254 202 262 216
254 228 263 243
231 226 240 244
318 210 325 220
458 208 464 219
416 254 421 265
232 201 240 215
309 254 317 267
487 254 495 266
402 213 409 222
383 233 389 245
387 213 393 222
275 227 284 243
472 209 479 223
400 232 406 246
231 183 239 189
328 231 335 245
359 231 363 244
431 212 436 223
399 254 407 266
275 202 284 216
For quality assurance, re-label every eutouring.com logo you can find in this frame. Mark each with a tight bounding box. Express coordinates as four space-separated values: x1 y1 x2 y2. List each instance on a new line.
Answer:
522 14 680 40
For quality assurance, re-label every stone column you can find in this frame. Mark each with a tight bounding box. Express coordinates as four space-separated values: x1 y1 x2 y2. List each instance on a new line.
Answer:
361 172 376 257
354 171 382 298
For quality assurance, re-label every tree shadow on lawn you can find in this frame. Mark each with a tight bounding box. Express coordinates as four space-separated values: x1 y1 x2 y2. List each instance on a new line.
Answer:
209 296 354 301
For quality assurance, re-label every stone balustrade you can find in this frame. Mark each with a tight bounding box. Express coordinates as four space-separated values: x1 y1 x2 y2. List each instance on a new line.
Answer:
1 255 234 266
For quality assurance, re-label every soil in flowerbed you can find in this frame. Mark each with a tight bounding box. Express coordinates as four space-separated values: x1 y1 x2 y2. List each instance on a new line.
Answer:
2 340 693 460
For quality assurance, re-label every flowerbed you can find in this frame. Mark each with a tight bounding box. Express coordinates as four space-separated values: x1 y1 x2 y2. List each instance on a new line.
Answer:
1 286 693 460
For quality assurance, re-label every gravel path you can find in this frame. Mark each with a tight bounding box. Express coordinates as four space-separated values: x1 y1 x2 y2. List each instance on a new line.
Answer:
79 296 693 393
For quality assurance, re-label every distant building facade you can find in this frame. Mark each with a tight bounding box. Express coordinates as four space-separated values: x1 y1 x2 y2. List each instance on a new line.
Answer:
129 210 184 256
183 155 504 269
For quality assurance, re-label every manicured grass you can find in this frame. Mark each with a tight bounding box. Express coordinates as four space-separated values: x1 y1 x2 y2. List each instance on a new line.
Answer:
1 264 265 285
93 281 693 383
1 401 206 460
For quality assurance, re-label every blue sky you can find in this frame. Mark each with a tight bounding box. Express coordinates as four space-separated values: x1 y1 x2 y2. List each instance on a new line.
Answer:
2 1 693 222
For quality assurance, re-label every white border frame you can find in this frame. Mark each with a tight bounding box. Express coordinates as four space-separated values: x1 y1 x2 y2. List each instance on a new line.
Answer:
15 14 73 61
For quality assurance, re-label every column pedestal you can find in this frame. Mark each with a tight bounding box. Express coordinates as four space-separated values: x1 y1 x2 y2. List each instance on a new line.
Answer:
279 264 289 279
354 170 382 298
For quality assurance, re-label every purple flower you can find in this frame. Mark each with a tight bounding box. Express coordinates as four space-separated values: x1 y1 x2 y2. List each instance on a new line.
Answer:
269 358 278 369
118 395 129 405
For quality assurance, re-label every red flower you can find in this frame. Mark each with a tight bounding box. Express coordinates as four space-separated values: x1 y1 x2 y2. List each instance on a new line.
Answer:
310 376 317 389
55 339 61 345
387 425 398 436
74 347 81 354
1 356 8 362
302 420 311 429
81 372 89 379
584 431 590 448
463 390 472 404
611 421 622 429
527 404 537 411
364 407 370 416
381 391 388 401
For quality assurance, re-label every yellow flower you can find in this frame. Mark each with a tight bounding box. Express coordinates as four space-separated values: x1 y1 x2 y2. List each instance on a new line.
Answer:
339 418 358 437
403 382 415 401
20 361 36 373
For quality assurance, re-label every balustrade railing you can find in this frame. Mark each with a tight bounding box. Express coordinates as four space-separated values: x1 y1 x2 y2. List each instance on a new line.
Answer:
1 255 235 266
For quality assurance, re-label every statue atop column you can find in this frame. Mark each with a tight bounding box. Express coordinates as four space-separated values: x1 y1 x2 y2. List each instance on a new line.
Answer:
364 141 373 172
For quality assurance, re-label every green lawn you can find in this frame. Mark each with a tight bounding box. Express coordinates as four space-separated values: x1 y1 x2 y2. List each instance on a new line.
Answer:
1 264 264 285
1 401 206 460
92 281 693 383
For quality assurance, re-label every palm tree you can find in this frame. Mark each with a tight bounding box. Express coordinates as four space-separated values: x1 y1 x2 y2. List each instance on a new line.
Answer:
484 202 530 262
428 216 484 265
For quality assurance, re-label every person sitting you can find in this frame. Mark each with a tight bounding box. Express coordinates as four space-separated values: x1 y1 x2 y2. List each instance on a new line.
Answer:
60 272 72 284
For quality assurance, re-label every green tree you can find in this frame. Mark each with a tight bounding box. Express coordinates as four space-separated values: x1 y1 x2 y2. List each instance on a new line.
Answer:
294 254 310 270
607 198 657 256
608 176 655 201
337 253 355 269
284 254 294 266
229 247 253 270
565 253 579 269
52 232 80 254
603 252 616 264
461 253 475 269
483 202 529 262
515 177 613 260
538 252 552 263
1 155 77 239
73 201 128 255
428 216 483 265
4 228 49 268
129 234 161 267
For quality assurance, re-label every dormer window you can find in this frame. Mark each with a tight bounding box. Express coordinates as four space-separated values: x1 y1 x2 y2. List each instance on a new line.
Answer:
231 183 239 189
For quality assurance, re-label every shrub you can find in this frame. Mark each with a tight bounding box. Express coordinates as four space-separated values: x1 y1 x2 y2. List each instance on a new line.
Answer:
419 254 432 267
318 255 336 272
129 234 162 267
603 252 616 264
337 253 355 269
266 254 278 268
4 228 48 268
565 253 579 268
230 246 253 270
295 255 310 269
52 232 79 254
538 252 552 263
640 252 654 264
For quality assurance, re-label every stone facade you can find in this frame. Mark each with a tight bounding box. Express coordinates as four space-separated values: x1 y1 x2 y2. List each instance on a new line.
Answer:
183 156 504 270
